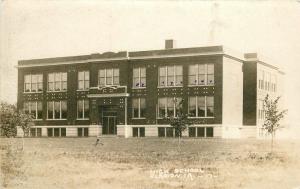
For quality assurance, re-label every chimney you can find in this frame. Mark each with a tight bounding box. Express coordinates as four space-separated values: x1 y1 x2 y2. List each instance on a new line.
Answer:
165 39 175 49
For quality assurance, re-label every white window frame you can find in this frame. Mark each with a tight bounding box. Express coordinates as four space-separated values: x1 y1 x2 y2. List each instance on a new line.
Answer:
132 67 146 88
77 99 89 120
47 101 67 120
158 65 183 87
188 96 214 118
47 72 67 92
157 97 182 118
78 71 90 90
23 101 43 120
98 68 120 86
24 74 43 93
132 98 146 119
188 64 214 86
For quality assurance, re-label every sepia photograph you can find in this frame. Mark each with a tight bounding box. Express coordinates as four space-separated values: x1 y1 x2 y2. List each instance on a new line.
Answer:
1 0 300 188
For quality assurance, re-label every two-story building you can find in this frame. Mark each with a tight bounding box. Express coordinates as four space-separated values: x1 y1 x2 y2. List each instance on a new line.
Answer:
16 40 284 138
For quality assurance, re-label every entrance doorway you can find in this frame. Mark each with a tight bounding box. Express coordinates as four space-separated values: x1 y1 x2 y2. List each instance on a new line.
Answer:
102 116 117 135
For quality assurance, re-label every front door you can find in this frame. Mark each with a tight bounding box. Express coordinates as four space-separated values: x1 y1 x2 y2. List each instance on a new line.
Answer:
102 116 117 135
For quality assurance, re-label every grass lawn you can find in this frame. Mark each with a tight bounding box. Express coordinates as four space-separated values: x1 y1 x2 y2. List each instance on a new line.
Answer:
1 137 300 189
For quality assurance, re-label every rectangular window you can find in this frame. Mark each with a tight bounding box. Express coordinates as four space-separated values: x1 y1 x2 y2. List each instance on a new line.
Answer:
188 96 214 117
133 67 146 88
166 128 174 137
49 128 66 137
29 128 42 137
78 71 90 90
47 128 53 137
157 97 182 118
98 68 120 86
197 127 205 137
48 72 67 91
23 101 43 120
132 127 145 137
188 64 214 85
206 127 214 137
132 98 146 118
24 74 43 92
159 65 183 87
189 127 196 137
47 101 67 120
77 99 89 119
158 127 165 137
78 128 88 137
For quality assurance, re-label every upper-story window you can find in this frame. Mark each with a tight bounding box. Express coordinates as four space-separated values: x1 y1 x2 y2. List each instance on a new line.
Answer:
157 97 182 118
188 64 214 86
159 65 183 87
188 96 214 117
258 70 264 90
24 74 43 92
24 101 43 120
48 72 67 91
98 68 119 86
133 67 146 88
78 71 89 90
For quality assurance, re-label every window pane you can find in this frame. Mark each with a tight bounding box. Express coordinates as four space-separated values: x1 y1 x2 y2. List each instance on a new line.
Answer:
207 64 214 74
133 78 140 88
77 100 83 119
158 98 166 118
84 128 89 137
206 97 214 117
47 102 53 119
197 97 205 117
24 102 30 114
167 66 174 86
140 67 146 77
61 128 66 137
55 73 61 82
78 71 84 80
48 74 54 82
106 77 112 85
189 97 196 117
189 65 197 75
99 69 105 77
31 75 37 83
113 76 119 85
132 98 139 118
175 66 182 76
84 100 89 118
54 101 60 119
37 83 43 91
206 127 213 137
47 128 53 137
175 98 182 116
99 78 105 86
78 81 84 90
166 128 174 137
61 101 67 119
84 81 89 90
84 71 89 80
189 75 197 85
37 128 42 137
207 75 214 85
30 102 36 119
31 83 37 92
62 73 67 81
25 84 31 92
159 76 166 86
175 75 183 86
55 81 61 91
113 69 119 76
139 127 145 137
78 128 83 137
106 69 112 77
167 98 174 117
189 127 196 137
198 74 205 85
158 127 165 137
48 83 54 91
25 75 31 83
133 68 139 77
198 64 205 74
140 77 146 87
140 98 146 117
37 75 43 82
37 102 43 119
159 67 166 76
54 128 60 137
197 127 205 137
62 81 67 91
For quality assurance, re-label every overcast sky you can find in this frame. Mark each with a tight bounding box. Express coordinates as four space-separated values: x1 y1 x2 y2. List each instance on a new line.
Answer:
1 0 300 127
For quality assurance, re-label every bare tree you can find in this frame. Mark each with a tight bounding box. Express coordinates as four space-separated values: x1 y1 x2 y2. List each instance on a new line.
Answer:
262 94 287 152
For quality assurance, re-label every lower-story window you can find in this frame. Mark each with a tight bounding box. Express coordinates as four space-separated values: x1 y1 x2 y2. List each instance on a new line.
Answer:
78 128 89 137
47 128 66 137
188 127 214 137
132 127 145 137
158 97 182 118
30 128 42 137
47 101 67 120
157 127 180 137
24 101 43 120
